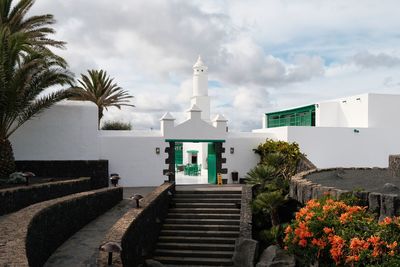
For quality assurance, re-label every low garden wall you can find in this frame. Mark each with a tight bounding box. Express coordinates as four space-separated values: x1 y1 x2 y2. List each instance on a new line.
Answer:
290 168 400 219
0 187 122 267
16 160 109 189
98 182 175 267
0 177 91 215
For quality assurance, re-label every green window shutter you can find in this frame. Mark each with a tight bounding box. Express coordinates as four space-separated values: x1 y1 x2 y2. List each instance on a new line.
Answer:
266 105 316 128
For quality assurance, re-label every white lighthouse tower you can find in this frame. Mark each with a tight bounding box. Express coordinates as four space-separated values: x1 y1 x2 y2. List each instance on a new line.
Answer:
191 55 211 121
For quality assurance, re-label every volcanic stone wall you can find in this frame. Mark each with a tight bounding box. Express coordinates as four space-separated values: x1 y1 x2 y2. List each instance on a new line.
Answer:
0 187 122 267
98 182 175 267
0 177 91 215
290 169 400 220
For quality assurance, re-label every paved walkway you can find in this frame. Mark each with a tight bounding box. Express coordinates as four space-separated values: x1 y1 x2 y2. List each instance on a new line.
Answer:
44 186 155 267
44 185 241 266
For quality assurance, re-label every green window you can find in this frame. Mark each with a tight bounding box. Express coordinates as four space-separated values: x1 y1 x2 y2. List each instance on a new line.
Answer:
266 105 315 128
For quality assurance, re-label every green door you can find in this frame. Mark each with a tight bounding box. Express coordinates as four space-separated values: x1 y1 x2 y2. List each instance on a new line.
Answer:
207 143 216 184
175 142 183 165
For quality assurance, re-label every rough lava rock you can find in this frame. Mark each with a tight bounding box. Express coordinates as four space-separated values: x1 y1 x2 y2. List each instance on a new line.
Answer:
256 245 295 267
232 238 258 267
382 183 400 194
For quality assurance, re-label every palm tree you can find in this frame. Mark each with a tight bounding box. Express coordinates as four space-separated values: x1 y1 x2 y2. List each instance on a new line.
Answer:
0 0 73 177
253 190 286 226
70 70 134 128
246 164 278 193
0 0 65 49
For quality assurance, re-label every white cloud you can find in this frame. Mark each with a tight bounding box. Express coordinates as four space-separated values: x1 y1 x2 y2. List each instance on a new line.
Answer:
29 0 400 130
352 51 400 69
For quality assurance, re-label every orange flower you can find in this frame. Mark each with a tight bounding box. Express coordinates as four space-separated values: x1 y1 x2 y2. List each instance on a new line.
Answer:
305 212 315 221
367 236 383 258
285 225 292 234
349 238 369 254
294 222 313 239
312 238 327 249
387 241 398 250
345 255 360 263
340 212 351 223
367 236 381 245
295 207 309 220
379 217 392 226
306 199 321 209
329 235 345 264
323 227 333 235
299 239 307 247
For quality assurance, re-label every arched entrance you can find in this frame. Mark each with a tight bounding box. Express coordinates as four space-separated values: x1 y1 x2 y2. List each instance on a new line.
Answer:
163 139 227 184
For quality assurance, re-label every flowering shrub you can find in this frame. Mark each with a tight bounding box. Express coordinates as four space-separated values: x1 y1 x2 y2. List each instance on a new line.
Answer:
284 198 400 266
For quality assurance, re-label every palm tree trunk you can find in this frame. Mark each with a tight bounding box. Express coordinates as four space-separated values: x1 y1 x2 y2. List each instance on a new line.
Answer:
98 106 103 129
0 139 16 177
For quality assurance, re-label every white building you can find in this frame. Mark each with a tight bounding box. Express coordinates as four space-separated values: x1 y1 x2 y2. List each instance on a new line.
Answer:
10 56 400 186
255 93 400 169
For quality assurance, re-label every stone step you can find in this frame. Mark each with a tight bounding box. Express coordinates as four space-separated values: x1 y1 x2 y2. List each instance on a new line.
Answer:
165 218 240 225
156 242 235 251
154 249 233 258
175 190 241 195
168 208 240 214
157 236 237 245
159 229 239 238
154 256 233 266
174 203 239 209
162 224 240 232
173 198 241 203
167 213 240 220
174 193 242 199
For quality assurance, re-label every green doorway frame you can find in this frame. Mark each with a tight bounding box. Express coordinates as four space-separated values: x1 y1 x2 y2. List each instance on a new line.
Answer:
164 139 226 184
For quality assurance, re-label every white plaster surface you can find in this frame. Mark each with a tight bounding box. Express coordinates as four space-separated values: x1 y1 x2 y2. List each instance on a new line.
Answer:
10 100 99 160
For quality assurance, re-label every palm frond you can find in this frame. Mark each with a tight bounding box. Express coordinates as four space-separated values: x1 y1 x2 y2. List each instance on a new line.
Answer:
7 89 72 137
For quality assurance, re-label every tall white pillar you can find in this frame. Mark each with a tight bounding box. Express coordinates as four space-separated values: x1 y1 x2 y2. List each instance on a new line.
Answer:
191 55 211 121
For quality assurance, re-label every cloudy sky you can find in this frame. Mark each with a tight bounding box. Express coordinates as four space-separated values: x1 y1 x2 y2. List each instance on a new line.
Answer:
31 0 400 131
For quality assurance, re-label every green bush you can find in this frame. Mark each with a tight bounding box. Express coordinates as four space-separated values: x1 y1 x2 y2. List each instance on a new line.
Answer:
248 139 304 248
101 121 132 130
254 139 303 179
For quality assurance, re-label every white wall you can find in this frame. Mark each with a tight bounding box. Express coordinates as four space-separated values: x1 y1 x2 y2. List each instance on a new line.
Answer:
284 126 400 168
316 101 340 127
100 134 167 187
317 94 369 128
368 94 400 128
10 100 100 160
224 133 267 183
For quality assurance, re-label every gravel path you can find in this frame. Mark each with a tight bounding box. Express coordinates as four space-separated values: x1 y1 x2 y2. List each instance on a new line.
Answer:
306 169 400 194
44 186 155 267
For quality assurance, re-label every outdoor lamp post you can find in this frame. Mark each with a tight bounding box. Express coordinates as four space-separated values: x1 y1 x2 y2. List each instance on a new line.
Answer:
99 241 122 266
131 194 144 208
110 173 120 187
22 172 35 186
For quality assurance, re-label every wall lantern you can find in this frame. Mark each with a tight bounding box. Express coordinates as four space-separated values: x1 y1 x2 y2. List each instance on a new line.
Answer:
354 129 360 133
155 147 160 154
230 147 234 154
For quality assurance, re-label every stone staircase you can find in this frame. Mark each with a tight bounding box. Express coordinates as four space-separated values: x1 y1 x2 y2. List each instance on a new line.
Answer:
153 188 242 266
